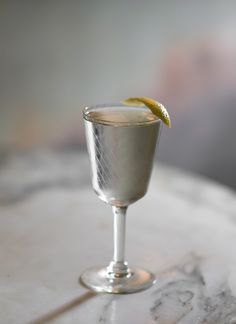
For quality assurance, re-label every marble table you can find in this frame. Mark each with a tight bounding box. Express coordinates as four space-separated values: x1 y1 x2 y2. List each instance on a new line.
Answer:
1 151 236 324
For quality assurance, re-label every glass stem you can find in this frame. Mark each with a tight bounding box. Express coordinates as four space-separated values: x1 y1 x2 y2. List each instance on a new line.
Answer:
113 206 127 262
107 206 130 278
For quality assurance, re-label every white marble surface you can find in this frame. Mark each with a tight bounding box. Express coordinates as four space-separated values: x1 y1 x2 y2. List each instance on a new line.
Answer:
0 151 236 324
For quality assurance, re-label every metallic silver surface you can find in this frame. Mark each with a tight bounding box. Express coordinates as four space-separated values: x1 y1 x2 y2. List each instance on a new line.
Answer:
84 108 161 207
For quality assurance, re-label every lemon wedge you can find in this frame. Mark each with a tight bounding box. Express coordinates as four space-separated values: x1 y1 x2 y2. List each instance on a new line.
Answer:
121 97 171 128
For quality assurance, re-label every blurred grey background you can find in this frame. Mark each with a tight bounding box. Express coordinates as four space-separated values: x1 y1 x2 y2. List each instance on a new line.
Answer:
0 0 236 188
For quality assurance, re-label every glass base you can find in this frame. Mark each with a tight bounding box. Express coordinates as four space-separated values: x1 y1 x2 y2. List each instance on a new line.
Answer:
80 267 156 294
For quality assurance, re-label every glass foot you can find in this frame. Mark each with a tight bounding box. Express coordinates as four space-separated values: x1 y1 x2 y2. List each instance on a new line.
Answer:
80 267 156 294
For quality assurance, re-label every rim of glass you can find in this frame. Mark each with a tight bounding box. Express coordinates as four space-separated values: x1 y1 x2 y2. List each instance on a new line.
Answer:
83 103 160 126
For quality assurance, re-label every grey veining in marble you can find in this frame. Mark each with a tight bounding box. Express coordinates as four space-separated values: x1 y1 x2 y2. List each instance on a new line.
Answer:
0 151 236 323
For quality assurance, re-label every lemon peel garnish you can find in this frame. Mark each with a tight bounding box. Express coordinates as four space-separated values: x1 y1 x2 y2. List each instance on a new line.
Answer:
121 97 171 128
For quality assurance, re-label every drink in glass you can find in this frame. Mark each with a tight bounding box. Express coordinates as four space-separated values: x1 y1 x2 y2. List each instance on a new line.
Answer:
80 104 161 293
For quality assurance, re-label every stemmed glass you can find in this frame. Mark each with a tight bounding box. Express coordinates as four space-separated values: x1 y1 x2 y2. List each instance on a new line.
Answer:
80 103 162 293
